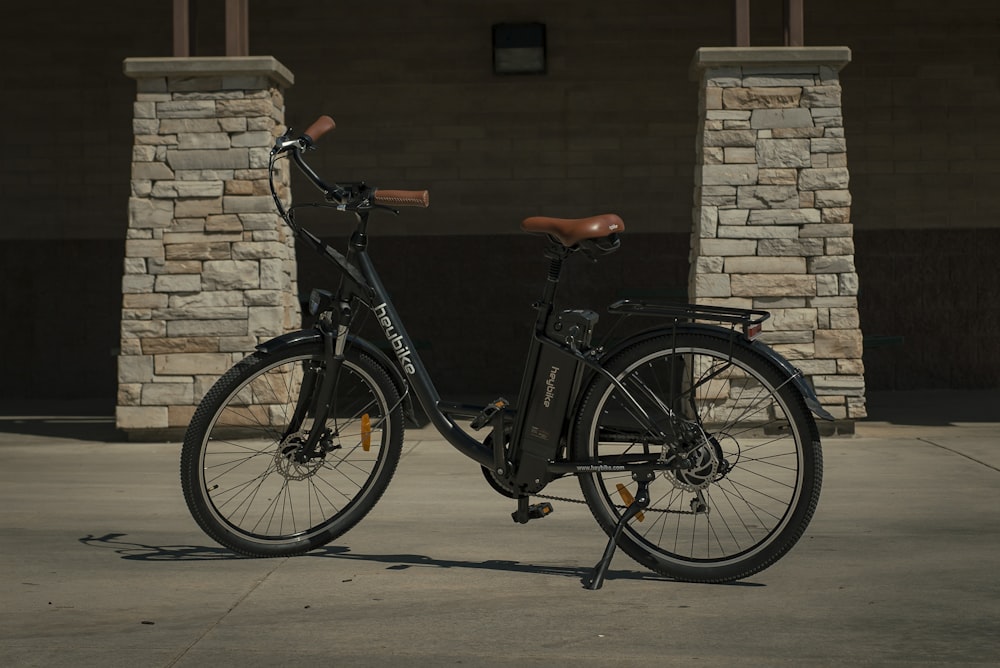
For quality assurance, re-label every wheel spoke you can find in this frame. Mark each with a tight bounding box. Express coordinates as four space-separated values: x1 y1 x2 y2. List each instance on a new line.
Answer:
181 348 402 556
575 334 821 582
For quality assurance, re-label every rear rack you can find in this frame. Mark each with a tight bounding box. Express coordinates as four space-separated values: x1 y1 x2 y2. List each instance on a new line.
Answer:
608 299 770 339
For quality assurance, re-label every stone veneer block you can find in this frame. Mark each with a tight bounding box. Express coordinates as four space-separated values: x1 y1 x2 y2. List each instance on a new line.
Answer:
689 47 866 429
117 57 299 437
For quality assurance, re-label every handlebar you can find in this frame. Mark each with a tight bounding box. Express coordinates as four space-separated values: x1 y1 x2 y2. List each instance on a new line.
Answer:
373 189 430 208
302 115 336 144
271 114 430 210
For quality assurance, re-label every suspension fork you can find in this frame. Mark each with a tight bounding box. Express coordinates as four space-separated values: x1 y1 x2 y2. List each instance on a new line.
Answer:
283 361 319 441
284 300 352 457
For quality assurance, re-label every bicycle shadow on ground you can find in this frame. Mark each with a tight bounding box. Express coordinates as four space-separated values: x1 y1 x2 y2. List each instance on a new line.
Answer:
78 532 764 588
80 532 242 561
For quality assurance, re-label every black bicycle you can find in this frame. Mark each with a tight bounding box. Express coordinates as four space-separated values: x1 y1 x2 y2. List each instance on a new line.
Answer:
180 115 832 589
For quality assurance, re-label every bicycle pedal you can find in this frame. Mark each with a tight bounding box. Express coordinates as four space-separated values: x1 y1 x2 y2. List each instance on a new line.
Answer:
529 502 554 519
470 397 508 431
511 502 553 523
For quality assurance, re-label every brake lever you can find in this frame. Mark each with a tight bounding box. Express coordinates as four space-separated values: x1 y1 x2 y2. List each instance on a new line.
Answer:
271 128 307 156
372 204 401 215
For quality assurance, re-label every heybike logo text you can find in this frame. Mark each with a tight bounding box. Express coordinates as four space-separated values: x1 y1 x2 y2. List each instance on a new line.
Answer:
543 366 559 408
374 303 416 375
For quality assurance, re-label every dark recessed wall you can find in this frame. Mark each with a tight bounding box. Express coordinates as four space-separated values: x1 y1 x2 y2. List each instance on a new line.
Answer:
1 1 998 407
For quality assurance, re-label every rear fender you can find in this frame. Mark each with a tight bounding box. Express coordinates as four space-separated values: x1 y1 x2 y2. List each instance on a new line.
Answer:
595 323 834 421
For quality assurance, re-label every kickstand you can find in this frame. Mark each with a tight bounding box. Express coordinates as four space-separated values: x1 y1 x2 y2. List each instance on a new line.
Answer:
585 470 654 590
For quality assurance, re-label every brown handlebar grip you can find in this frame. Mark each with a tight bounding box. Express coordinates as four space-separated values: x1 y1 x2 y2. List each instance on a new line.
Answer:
302 115 336 143
374 189 430 208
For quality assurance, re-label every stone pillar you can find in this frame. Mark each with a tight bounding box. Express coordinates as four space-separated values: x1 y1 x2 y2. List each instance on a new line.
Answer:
117 57 299 438
689 47 865 431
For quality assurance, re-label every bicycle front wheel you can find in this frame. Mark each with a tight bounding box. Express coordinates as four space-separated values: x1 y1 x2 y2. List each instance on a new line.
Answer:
572 332 822 583
180 343 403 557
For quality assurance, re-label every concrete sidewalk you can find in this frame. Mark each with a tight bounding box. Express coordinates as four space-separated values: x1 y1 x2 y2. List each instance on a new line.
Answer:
0 392 998 666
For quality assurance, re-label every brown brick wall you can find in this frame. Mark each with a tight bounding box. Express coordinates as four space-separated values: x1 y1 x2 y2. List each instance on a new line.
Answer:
0 2 172 241
809 0 1000 231
1 1 997 406
249 1 733 237
5 1 997 239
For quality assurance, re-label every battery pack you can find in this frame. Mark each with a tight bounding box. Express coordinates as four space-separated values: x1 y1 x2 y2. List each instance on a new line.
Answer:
513 310 598 489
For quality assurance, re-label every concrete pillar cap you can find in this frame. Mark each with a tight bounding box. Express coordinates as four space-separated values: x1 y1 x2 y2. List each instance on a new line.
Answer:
123 56 294 88
691 46 851 80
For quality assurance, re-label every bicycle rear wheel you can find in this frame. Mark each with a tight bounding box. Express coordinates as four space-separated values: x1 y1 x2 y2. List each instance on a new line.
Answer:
180 343 403 557
572 332 821 583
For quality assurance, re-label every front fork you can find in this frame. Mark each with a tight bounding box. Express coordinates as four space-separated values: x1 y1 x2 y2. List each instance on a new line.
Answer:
282 301 351 460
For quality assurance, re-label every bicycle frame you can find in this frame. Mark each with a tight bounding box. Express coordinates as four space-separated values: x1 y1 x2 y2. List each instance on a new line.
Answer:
181 119 830 590
291 207 623 489
349 222 497 469
265 138 657 494
285 212 790 498
265 128 831 501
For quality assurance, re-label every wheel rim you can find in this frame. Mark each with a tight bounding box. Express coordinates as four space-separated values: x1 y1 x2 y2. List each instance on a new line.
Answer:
585 345 808 567
197 354 392 545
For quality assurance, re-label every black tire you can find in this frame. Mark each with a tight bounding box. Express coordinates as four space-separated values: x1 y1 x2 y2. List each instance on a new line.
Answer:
180 343 403 557
572 331 822 583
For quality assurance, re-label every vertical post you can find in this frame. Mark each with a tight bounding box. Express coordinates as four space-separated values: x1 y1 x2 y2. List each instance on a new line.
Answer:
734 0 751 47
118 57 296 438
225 0 250 56
784 0 805 46
689 47 864 433
173 0 190 57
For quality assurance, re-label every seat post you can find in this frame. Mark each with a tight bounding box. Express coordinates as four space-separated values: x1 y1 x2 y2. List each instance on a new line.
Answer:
538 241 569 311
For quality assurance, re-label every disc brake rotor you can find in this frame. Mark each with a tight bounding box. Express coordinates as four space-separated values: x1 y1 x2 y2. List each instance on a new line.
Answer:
274 431 326 481
668 443 719 492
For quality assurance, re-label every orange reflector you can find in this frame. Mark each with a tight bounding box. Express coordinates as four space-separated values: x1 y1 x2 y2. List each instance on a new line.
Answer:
361 413 371 451
616 483 644 522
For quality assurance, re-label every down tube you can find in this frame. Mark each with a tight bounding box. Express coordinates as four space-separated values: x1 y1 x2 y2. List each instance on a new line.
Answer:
356 252 494 468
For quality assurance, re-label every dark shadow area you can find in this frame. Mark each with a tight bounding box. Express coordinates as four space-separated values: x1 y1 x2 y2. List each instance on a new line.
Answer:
296 231 690 399
863 389 1000 426
0 241 124 406
856 229 1000 391
5 390 996 439
79 532 240 561
0 413 122 443
78 532 765 588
